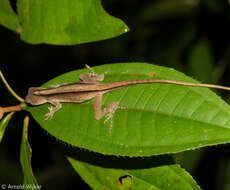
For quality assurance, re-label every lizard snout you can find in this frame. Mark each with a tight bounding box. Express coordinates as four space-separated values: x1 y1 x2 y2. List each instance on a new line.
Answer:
25 87 47 105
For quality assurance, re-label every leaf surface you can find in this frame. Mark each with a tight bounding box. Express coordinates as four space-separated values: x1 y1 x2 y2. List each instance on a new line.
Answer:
68 155 200 190
20 116 39 188
17 0 129 45
0 0 20 31
25 63 230 156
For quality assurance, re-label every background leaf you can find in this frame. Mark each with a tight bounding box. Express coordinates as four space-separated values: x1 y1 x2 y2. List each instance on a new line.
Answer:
24 63 230 156
0 0 20 31
173 149 204 173
188 40 215 83
0 112 14 144
16 0 129 45
138 0 198 22
177 39 215 175
67 154 201 190
20 116 39 188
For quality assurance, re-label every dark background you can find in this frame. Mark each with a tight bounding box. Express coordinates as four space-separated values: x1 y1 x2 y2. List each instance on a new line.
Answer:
1 0 230 189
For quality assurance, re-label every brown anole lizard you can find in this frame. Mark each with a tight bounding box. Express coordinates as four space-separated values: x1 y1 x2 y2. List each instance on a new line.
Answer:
25 65 230 130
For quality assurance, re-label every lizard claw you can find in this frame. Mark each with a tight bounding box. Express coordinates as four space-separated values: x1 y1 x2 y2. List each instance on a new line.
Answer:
118 106 128 110
43 103 62 121
104 112 114 132
104 112 114 124
103 102 127 131
44 107 55 120
85 64 96 75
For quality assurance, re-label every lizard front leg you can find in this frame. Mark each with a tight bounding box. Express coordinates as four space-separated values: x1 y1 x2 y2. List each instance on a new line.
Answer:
49 83 67 88
93 94 126 131
79 65 109 84
44 101 62 120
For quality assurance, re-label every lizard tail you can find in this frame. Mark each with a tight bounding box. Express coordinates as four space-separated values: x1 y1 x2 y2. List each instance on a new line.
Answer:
99 79 230 91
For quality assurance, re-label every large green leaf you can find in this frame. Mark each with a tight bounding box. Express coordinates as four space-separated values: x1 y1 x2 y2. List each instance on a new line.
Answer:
0 0 20 31
20 116 39 188
16 0 129 45
24 63 230 156
67 154 200 190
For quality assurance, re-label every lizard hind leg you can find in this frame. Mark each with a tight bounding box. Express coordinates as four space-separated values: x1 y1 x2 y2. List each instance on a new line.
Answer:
94 94 127 131
104 102 128 131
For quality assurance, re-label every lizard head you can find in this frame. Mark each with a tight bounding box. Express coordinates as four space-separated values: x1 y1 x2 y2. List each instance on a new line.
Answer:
25 87 47 105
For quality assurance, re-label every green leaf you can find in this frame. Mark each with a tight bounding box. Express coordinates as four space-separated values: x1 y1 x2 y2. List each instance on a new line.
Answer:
0 112 14 143
139 0 198 22
20 116 39 189
24 63 230 156
67 154 200 190
17 0 129 45
0 0 20 31
173 150 204 173
188 40 214 83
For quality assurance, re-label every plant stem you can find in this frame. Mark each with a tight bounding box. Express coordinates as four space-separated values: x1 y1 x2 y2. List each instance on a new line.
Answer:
0 70 24 102
0 104 23 120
